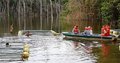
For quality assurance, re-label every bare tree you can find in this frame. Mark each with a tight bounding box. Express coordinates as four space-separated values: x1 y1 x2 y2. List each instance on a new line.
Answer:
47 4 49 30
0 0 62 33
50 0 53 30
40 0 42 29
30 0 33 30
7 0 10 32
23 0 26 30
18 0 21 30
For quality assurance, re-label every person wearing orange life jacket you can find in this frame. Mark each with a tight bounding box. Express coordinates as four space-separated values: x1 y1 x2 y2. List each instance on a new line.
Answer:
72 25 80 34
83 26 93 35
101 24 110 36
105 25 110 36
101 25 105 36
83 27 88 35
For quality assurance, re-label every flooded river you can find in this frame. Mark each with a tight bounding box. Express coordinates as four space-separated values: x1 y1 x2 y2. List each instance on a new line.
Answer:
0 31 120 63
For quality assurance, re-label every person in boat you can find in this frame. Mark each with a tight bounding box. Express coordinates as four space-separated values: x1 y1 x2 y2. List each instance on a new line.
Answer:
83 27 88 35
83 26 93 35
25 31 32 37
88 26 93 35
72 25 80 34
101 24 110 36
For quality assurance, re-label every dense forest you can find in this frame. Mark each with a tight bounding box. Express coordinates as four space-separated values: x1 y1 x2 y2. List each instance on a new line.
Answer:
61 0 120 33
0 0 120 33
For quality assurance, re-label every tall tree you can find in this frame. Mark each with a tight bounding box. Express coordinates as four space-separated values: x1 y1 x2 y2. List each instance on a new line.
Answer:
7 0 10 32
100 0 120 28
18 0 21 30
0 0 63 33
50 0 53 30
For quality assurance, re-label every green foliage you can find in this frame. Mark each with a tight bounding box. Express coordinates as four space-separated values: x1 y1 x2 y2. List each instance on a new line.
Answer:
61 20 72 31
101 1 112 24
60 9 72 31
61 0 68 5
60 0 70 31
60 0 120 30
117 2 120 19
100 0 120 27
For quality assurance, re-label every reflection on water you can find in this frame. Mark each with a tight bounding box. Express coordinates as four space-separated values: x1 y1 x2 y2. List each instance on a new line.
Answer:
92 41 120 63
72 40 120 63
101 43 110 57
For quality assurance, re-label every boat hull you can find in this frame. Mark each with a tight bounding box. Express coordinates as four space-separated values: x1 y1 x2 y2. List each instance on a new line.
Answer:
62 32 119 42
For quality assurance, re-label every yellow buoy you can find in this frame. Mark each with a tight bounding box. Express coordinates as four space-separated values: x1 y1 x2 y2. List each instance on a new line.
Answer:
22 43 30 61
23 48 29 53
22 52 29 60
24 43 29 48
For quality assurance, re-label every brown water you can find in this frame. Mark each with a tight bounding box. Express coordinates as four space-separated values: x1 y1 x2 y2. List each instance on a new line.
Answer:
80 41 120 63
92 42 120 63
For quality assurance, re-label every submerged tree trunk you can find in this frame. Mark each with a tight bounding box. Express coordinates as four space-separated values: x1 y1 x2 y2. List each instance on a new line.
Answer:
30 0 33 30
0 0 62 33
23 0 26 30
50 0 53 30
58 0 61 32
18 0 21 30
40 0 43 30
7 0 10 32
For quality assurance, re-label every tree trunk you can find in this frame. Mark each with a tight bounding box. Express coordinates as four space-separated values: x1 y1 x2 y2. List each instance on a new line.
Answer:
47 5 49 30
50 0 53 30
40 0 43 30
30 0 33 30
23 0 26 30
58 0 61 32
18 0 21 30
7 0 10 32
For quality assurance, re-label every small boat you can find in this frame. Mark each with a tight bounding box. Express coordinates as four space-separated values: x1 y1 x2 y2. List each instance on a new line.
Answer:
62 32 119 41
